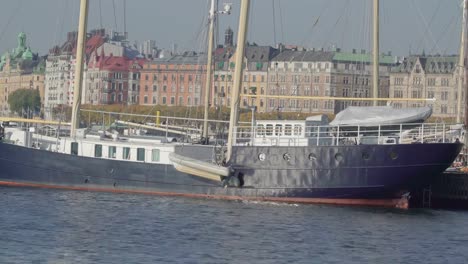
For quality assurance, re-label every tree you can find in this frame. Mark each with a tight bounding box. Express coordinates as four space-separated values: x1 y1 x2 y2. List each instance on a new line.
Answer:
7 89 41 117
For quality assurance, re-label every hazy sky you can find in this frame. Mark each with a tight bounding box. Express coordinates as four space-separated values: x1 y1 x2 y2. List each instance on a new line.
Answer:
0 0 463 56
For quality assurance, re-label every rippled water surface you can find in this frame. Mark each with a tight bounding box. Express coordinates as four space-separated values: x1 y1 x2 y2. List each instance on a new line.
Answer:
1 187 468 264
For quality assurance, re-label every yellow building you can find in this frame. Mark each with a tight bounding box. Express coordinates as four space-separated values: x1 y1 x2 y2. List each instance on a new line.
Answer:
0 32 45 116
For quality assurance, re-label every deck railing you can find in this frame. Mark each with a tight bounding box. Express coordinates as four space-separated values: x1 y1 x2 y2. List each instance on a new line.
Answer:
233 123 462 147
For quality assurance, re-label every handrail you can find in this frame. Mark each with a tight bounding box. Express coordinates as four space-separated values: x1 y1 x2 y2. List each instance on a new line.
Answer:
233 122 461 147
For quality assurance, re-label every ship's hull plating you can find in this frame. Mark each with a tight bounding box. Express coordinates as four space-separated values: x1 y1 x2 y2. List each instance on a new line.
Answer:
0 142 462 208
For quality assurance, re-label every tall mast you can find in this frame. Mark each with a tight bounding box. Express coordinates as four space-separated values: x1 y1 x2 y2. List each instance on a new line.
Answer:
71 0 89 138
457 0 468 124
227 0 250 161
202 0 216 143
372 0 379 106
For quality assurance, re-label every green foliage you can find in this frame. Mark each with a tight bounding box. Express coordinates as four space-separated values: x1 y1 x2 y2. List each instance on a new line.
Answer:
7 89 41 116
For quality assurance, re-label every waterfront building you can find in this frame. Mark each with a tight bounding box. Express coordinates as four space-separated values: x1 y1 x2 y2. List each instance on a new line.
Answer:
389 55 461 118
0 32 45 116
213 44 279 112
85 48 145 105
267 48 393 115
44 29 141 115
139 52 207 107
44 31 105 117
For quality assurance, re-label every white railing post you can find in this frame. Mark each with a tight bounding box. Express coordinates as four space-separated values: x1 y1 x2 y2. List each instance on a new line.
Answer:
317 126 320 146
443 123 446 143
357 125 360 145
336 125 340 146
378 124 381 144
421 124 424 143
399 124 403 144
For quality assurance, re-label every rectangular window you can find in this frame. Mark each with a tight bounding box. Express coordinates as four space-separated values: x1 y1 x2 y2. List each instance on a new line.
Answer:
108 146 117 159
284 125 292 136
274 124 282 136
137 148 145 161
294 125 303 136
94 144 102 158
265 124 273 136
71 142 78 155
123 147 130 160
152 149 160 162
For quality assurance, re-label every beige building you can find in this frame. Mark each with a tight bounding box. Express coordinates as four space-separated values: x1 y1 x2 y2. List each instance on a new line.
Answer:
213 45 278 112
267 48 394 115
389 56 460 118
0 32 45 116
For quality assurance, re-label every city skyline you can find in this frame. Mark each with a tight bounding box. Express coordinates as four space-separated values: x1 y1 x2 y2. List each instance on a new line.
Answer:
0 0 464 57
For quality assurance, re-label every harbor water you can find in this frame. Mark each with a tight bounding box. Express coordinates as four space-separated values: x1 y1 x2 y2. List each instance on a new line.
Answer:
1 187 468 264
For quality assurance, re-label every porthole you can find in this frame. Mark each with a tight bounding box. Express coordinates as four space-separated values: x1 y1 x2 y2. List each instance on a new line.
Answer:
283 153 291 162
335 153 343 162
390 152 398 160
362 152 370 160
258 153 266 161
308 153 317 161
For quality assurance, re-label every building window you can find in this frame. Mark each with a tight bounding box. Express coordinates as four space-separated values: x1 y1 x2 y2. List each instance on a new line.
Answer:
441 105 448 114
441 78 450 86
170 96 175 105
441 91 449 101
394 90 403 98
144 95 148 104
70 142 78 155
123 147 130 160
108 146 117 159
412 91 421 98
94 144 102 158
152 149 160 162
162 97 167 104
137 148 145 161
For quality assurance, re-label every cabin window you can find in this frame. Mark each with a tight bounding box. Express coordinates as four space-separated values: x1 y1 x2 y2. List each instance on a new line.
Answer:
285 125 292 136
274 124 282 136
70 142 78 155
152 149 160 162
108 146 117 159
294 125 303 136
123 147 131 160
265 124 273 136
94 144 102 157
137 148 145 161
256 124 265 136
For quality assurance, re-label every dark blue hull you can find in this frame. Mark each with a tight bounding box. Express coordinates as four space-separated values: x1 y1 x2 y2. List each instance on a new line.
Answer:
0 141 462 208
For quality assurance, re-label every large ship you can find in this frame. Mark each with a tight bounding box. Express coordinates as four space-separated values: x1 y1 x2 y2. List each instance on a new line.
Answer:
0 0 463 208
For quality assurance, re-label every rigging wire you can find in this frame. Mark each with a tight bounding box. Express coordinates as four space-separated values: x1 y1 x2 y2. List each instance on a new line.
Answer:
299 0 333 48
278 0 285 44
320 0 350 50
428 0 462 55
272 0 277 46
0 0 23 43
112 0 118 31
410 0 443 55
99 0 103 29
123 0 127 34
414 0 443 54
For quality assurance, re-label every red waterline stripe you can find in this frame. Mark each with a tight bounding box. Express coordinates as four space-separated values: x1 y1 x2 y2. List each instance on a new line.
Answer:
0 181 407 208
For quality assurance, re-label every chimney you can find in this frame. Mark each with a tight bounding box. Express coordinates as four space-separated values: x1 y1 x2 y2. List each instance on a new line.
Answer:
352 49 356 54
361 49 366 54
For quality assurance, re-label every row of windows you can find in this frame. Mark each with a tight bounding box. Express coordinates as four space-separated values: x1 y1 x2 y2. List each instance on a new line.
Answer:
71 143 161 162
256 124 303 137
